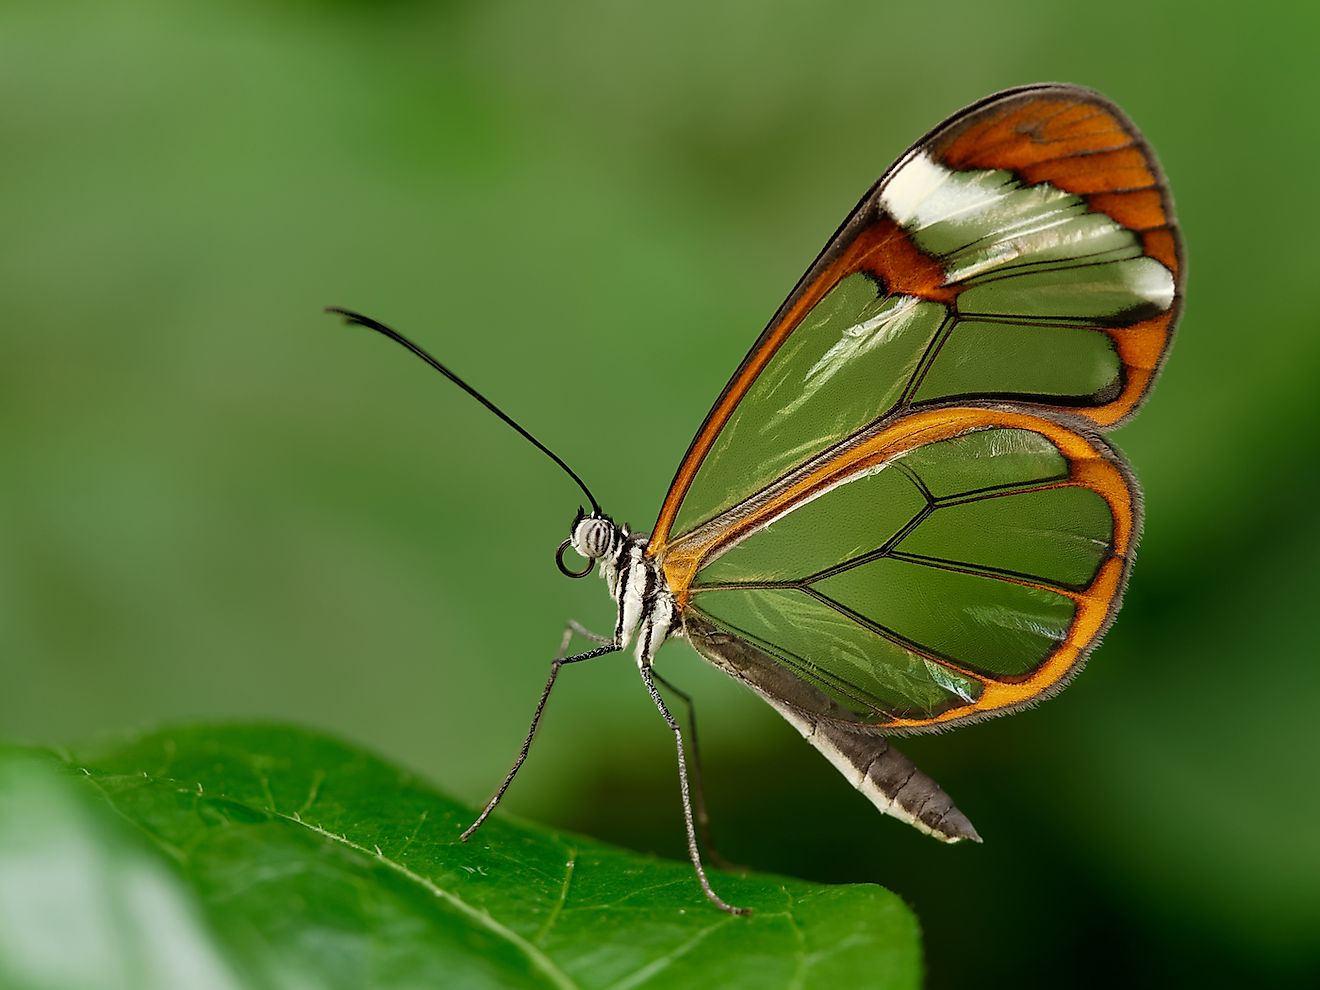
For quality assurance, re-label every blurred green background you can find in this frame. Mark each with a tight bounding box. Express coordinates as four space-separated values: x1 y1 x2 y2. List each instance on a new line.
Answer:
3 0 1317 985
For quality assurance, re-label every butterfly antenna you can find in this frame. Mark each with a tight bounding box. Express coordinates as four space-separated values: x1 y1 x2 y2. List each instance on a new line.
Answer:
326 307 603 514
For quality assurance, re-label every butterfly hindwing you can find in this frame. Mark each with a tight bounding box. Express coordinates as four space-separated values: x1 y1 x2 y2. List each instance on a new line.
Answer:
667 406 1136 732
650 84 1181 552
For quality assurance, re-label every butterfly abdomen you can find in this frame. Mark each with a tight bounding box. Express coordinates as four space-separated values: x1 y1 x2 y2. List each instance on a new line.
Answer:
779 710 981 843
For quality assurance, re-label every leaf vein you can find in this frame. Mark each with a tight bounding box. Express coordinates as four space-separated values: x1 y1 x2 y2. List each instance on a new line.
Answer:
533 846 577 945
277 813 580 990
605 915 737 990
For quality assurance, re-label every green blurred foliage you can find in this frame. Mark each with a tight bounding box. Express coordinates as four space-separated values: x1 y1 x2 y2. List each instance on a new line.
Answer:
2 0 1317 985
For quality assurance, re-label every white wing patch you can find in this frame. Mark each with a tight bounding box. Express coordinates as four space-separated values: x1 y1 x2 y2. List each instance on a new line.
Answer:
881 152 1174 316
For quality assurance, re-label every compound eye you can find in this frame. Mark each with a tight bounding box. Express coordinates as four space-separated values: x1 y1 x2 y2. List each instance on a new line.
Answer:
573 517 613 559
583 519 612 557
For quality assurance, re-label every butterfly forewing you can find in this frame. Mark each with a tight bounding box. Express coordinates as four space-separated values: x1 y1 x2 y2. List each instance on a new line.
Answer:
650 84 1181 551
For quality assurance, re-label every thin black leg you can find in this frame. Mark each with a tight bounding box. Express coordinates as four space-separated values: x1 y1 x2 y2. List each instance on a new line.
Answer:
461 625 619 840
640 664 749 916
650 668 736 871
565 619 611 647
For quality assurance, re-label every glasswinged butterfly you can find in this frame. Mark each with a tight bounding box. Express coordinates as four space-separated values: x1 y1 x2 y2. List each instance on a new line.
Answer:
330 83 1182 914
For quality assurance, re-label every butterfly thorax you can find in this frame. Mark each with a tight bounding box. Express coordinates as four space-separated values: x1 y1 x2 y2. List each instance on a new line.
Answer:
569 512 678 664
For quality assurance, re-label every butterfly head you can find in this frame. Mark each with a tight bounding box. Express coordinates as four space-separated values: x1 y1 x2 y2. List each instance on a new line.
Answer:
557 507 618 578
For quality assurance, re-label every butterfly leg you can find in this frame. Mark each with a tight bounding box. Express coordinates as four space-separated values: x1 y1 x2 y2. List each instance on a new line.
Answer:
564 619 612 648
640 663 749 915
461 623 620 841
648 668 738 872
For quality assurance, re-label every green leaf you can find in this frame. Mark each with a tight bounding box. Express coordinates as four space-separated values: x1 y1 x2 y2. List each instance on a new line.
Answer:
0 724 921 990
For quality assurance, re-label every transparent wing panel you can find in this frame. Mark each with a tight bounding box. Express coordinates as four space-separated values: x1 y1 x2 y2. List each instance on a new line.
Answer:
811 557 1076 678
914 321 1122 406
898 486 1114 590
694 461 926 586
689 586 983 721
896 427 1066 498
673 276 946 535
